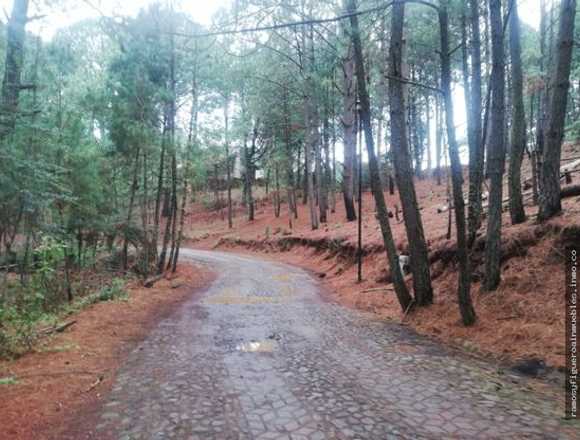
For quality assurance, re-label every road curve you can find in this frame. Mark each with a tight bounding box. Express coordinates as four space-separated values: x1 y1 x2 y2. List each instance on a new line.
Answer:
89 249 574 440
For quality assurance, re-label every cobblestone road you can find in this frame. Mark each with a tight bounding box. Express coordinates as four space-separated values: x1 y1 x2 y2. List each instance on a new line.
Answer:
91 249 576 439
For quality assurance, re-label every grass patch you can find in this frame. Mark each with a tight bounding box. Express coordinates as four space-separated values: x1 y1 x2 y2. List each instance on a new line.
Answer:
37 342 80 353
0 376 18 385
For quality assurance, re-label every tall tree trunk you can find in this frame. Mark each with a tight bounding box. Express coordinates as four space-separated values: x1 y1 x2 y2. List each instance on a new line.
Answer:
304 25 319 230
330 98 337 214
153 115 168 259
172 70 198 273
439 0 476 325
535 0 547 189
483 0 507 291
538 0 577 221
274 164 281 218
122 149 141 272
0 0 29 144
158 38 178 274
315 119 327 223
467 0 485 246
425 93 432 175
304 93 319 230
283 87 298 222
224 97 233 228
341 43 357 222
508 0 527 224
166 152 178 271
244 117 258 222
346 0 413 312
388 0 433 306
320 113 330 223
158 153 175 274
435 94 443 185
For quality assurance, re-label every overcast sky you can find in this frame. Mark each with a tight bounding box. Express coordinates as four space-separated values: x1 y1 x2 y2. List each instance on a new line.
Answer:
0 0 542 41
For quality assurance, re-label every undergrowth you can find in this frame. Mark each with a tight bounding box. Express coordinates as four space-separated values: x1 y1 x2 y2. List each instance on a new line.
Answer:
0 236 130 359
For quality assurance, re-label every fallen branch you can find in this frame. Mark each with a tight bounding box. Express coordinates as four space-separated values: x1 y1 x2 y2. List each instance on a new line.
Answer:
361 286 394 293
144 274 164 288
85 375 105 392
39 320 76 336
16 370 102 379
561 184 580 199
401 299 416 324
496 315 520 321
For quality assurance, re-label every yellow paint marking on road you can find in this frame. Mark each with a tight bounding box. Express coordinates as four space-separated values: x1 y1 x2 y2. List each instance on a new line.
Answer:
272 273 292 282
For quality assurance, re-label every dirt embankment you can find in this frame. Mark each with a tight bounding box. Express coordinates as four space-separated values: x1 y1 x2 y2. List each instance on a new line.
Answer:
0 263 215 440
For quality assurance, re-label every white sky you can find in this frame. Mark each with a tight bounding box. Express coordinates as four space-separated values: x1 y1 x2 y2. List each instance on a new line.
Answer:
0 0 229 39
0 0 542 40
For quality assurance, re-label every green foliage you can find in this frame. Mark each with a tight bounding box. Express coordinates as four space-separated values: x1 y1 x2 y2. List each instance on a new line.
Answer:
0 376 18 385
97 279 127 302
0 274 128 358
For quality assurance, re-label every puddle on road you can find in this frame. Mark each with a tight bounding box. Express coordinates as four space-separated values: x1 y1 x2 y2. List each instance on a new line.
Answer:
235 340 276 352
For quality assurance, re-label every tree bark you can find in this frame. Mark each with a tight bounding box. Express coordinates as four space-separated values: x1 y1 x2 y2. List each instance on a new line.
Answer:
467 0 485 245
439 0 476 325
434 94 443 185
483 0 507 291
346 0 413 313
224 97 233 228
122 148 141 272
341 43 357 222
320 112 330 223
388 0 433 306
172 65 199 273
538 0 577 221
508 0 527 224
304 25 319 230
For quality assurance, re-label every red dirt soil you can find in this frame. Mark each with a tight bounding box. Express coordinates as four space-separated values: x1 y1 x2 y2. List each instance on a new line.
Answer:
186 143 580 369
0 263 215 440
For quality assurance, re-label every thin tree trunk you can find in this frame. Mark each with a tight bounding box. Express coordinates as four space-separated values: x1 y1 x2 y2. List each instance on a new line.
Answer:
172 65 199 273
341 43 357 221
467 0 485 246
483 0 507 291
320 112 330 223
282 87 298 223
331 98 337 213
274 164 281 218
158 40 178 274
346 0 413 312
166 152 178 271
153 116 168 259
425 93 432 175
538 0 577 221
508 0 527 224
388 0 433 306
224 97 233 229
439 0 476 325
303 25 319 230
122 148 141 272
535 0 547 187
435 94 442 185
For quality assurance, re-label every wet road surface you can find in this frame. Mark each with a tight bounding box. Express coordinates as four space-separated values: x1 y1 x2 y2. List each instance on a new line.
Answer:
93 249 576 439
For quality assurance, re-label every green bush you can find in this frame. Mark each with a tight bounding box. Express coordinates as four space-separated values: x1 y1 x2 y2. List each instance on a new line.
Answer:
97 279 127 302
